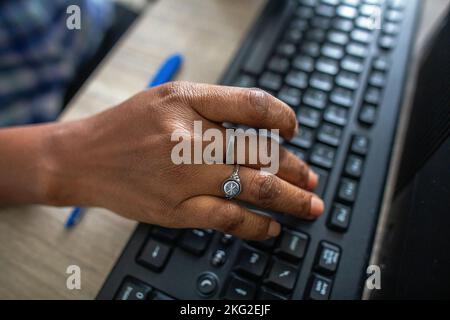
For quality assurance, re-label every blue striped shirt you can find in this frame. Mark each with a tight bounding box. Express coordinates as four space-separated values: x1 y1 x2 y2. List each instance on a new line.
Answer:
0 0 113 126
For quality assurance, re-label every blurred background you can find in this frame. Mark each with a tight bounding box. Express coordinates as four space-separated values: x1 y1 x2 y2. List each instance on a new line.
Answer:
0 0 150 127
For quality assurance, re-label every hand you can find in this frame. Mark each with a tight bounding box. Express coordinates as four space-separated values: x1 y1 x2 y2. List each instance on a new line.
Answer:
4 82 325 240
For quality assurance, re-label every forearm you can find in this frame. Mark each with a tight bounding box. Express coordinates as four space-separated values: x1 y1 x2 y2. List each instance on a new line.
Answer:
0 123 57 205
0 121 89 206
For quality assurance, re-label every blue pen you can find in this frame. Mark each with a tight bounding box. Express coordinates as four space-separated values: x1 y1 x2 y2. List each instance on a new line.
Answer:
65 53 184 228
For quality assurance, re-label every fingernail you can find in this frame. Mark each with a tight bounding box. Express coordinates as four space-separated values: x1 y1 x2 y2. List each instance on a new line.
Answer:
307 170 319 190
267 220 281 238
310 195 325 217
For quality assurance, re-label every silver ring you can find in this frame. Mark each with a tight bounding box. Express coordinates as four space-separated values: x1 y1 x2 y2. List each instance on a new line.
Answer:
222 164 241 199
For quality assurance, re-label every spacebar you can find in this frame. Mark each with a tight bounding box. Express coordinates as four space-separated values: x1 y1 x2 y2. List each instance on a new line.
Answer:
242 0 294 75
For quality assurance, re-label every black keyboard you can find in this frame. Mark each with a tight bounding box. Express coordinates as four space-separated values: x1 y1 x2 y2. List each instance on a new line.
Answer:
98 0 420 300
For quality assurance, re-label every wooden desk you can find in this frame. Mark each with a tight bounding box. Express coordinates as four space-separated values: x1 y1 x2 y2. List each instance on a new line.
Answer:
0 0 265 299
0 0 448 299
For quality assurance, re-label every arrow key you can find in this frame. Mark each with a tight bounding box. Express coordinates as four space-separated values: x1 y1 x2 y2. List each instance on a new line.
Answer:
224 276 256 300
263 259 299 293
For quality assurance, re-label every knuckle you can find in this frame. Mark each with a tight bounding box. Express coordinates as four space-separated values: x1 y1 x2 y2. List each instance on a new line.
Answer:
251 172 282 208
215 202 245 234
247 88 271 123
156 81 194 105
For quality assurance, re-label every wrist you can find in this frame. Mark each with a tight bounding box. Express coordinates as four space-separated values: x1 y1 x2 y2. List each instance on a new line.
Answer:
41 119 94 207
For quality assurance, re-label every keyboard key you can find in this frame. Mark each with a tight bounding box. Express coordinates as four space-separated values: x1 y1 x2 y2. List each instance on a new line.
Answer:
360 4 380 17
317 123 342 146
292 55 315 73
327 30 349 46
299 0 318 7
285 27 304 44
383 22 400 36
290 127 315 149
385 9 403 23
138 239 172 271
291 19 309 34
220 233 234 246
310 144 336 169
332 17 354 32
151 291 175 300
316 4 335 18
341 56 365 73
248 237 277 251
355 16 375 30
310 72 334 91
224 276 257 300
365 0 384 5
369 71 386 88
328 203 352 231
330 87 354 108
336 5 358 19
315 58 339 76
197 272 219 297
324 105 349 126
315 242 341 274
359 104 377 125
351 29 372 44
258 287 288 300
301 41 321 58
286 145 308 161
311 166 329 197
379 35 396 50
306 28 326 42
285 70 309 89
275 229 309 262
342 0 360 6
351 135 370 155
311 16 332 29
346 42 368 58
264 259 298 293
259 72 282 91
234 74 256 88
179 229 213 255
303 88 328 110
234 246 269 278
211 249 227 267
338 178 358 202
321 0 340 6
278 86 302 107
365 86 382 105
321 43 345 60
151 227 181 242
344 154 364 178
295 6 314 20
336 71 359 90
276 42 296 57
116 279 152 300
373 55 391 71
389 0 406 10
297 106 322 128
306 274 333 300
268 56 290 74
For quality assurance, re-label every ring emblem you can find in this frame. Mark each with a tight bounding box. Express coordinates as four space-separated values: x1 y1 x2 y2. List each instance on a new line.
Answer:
222 165 241 199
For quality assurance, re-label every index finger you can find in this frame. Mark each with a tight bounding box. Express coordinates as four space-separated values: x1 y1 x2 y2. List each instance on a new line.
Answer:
164 82 298 140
